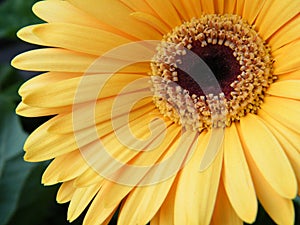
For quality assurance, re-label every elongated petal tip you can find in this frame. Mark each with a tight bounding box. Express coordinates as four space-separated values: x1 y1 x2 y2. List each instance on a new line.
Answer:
11 55 19 69
240 114 298 199
23 153 32 162
23 153 41 163
199 128 224 171
41 176 57 186
15 102 23 115
11 52 36 71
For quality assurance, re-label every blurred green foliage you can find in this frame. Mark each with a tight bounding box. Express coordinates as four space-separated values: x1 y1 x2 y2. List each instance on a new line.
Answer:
0 0 81 224
0 0 299 225
0 0 41 40
0 64 83 225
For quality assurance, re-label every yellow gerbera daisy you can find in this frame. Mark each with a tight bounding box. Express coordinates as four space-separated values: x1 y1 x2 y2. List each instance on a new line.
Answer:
12 0 300 225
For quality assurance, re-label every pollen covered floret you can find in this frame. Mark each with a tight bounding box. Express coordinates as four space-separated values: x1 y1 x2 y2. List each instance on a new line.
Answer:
151 14 276 131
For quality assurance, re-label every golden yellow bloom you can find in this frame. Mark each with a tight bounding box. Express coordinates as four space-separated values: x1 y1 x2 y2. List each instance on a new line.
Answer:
12 0 300 225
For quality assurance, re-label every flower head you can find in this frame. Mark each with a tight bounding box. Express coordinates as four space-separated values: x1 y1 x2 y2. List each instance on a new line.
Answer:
12 1 300 225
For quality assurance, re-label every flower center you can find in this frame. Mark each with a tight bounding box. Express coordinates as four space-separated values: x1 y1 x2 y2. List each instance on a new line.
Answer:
150 14 276 131
176 43 240 99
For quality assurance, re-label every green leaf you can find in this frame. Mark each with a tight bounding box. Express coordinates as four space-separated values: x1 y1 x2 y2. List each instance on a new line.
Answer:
7 162 86 225
0 96 14 177
5 163 63 225
0 65 25 177
0 154 34 225
0 0 41 40
295 196 300 224
0 65 13 90
0 64 24 94
0 92 29 225
0 95 27 163
244 199 300 225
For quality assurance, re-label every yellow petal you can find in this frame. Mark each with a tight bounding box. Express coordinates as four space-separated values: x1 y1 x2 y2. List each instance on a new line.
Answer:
56 180 76 203
268 15 300 51
174 131 223 225
199 127 224 171
12 48 97 72
119 0 157 16
22 74 147 107
48 98 153 135
116 125 182 224
86 96 154 144
97 211 116 225
258 109 300 154
129 124 180 163
13 47 151 74
152 175 180 225
261 96 300 135
83 189 119 225
200 0 215 14
242 0 264 25
33 0 132 40
131 12 171 34
239 114 297 199
101 181 134 209
19 72 80 96
150 214 159 225
273 41 300 74
223 0 236 14
79 122 179 190
277 70 300 81
234 0 245 16
118 176 175 225
67 0 162 40
24 117 82 162
223 124 257 223
213 0 224 14
267 80 300 100
273 43 300 75
78 119 175 187
76 103 155 149
243 145 295 225
260 115 300 195
32 0 104 29
210 182 243 225
47 98 152 137
74 168 104 188
159 0 185 20
17 25 46 46
16 102 68 117
144 0 182 29
68 183 101 222
185 0 202 18
32 23 131 56
118 62 151 74
42 150 89 185
255 0 300 40
136 129 200 184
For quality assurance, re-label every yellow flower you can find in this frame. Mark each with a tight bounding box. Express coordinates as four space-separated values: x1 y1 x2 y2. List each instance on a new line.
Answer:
12 0 300 225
